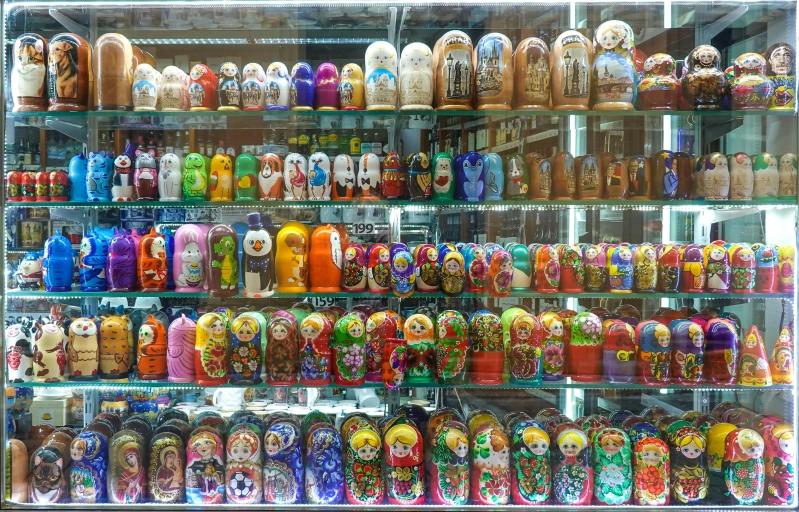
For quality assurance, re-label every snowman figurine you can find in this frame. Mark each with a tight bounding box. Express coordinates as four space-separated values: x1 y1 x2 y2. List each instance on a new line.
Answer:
265 62 290 111
400 42 434 110
365 41 398 110
241 63 266 110
132 63 160 111
308 152 331 201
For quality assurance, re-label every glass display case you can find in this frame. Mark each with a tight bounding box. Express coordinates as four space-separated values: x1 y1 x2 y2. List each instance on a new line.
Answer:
2 0 797 509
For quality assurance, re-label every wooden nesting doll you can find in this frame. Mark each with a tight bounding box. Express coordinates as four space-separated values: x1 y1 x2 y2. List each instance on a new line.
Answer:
704 242 730 293
240 63 266 110
137 314 167 380
431 152 454 201
657 244 680 292
147 432 184 503
404 313 435 384
47 33 91 111
510 243 532 290
182 153 208 200
206 223 239 297
166 314 196 383
778 153 798 198
367 243 391 293
309 224 342 293
633 243 657 292
264 310 299 386
331 154 356 200
510 421 550 504
429 421 469 504
669 319 704 385
133 153 157 201
680 244 705 293
632 437 670 505
232 153 258 201
593 428 633 504
583 244 607 291
766 42 796 110
603 319 637 383
636 320 671 385
138 228 167 292
132 63 159 111
173 224 206 292
535 244 560 293
769 328 794 384
185 430 225 504
488 249 513 297
225 425 263 503
761 422 795 505
79 230 109 292
440 250 465 296
332 313 366 386
414 244 439 292
704 318 738 386
728 152 754 200
382 152 407 199
391 244 416 297
737 325 772 386
469 311 504 385
703 152 730 200
69 430 107 503
29 439 68 503
188 63 217 111
229 312 267 386
508 312 544 385
261 420 303 504
638 53 679 110
385 423 425 504
42 233 73 292
722 428 765 504
343 427 383 504
592 21 636 108
453 151 482 201
434 310 468 384
753 152 780 199
514 37 550 110
158 153 183 201
298 313 333 386
308 152 331 200
315 62 340 110
194 311 230 386
551 31 593 110
607 244 634 293
730 244 756 293
652 150 677 199
551 150 576 199
161 65 189 111
358 153 382 199
731 53 773 110
551 426 592 504
66 317 99 380
86 151 113 201
209 154 233 201
523 153 548 200
340 243 365 292
474 33 513 110
779 245 795 293
6 319 34 383
217 62 242 110
407 151 432 200
668 426 708 504
434 31 474 109
363 311 395 382
501 153 528 199
682 45 727 110
470 422 510 505
575 154 601 199
568 312 604 382
98 312 131 380
400 43 434 109
256 152 282 201
560 244 584 293
339 63 365 110
108 430 146 503
264 62 290 110
382 337 408 389
92 33 133 110
290 62 315 110
463 244 487 293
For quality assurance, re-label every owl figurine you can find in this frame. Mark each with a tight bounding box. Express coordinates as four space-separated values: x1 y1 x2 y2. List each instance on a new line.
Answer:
406 152 432 201
339 63 365 110
365 41 399 110
399 42 434 110
217 62 242 110
265 62 290 110
241 63 266 110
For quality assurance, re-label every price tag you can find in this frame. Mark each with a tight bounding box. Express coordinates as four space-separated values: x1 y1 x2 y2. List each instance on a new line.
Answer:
310 297 337 308
351 222 377 235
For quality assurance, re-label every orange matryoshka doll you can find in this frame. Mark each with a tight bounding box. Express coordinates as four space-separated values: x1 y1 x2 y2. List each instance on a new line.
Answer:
138 227 167 292
275 222 309 292
208 154 233 201
737 325 772 386
309 224 342 293
137 314 167 380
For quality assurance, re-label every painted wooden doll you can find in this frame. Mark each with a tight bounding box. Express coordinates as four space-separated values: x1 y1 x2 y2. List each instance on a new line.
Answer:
69 431 108 503
161 65 189 111
470 422 510 505
432 152 454 201
138 227 167 292
429 421 469 504
66 317 99 380
382 151 407 199
414 243 438 292
158 153 182 201
559 244 583 293
407 151 432 200
769 328 794 384
730 244 756 293
263 62 289 110
307 225 340 293
682 45 727 110
188 63 217 111
551 426 592 504
362 311 394 382
469 311 504 385
607 244 634 293
632 243 657 292
78 230 108 292
539 311 565 381
108 430 146 503
440 249 465 296
636 320 671 385
477 153 502 201
502 153 528 199
137 314 167 380
723 428 765 504
454 151 484 201
391 244 416 297
263 310 298 386
92 34 133 109
704 318 739 386
510 421 550 504
305 426 343 504
289 62 314 110
132 63 159 111
487 248 513 298
633 437 670 505
704 242 730 293
283 153 308 200
11 34 48 112
575 154 600 199
704 152 730 200
262 420 303 504
514 37 550 110
778 245 795 293
603 319 636 383
653 150 679 199
669 426 708 504
133 153 158 201
166 314 196 383
403 313 435 384
382 336 407 389
298 313 333 386
367 243 391 293
669 319 704 385
307 152 331 200
182 153 208 201
217 61 242 110
173 224 206 292
680 244 705 293
399 42 433 109
258 153 283 201
314 62 339 109
434 31 473 109
6 319 34 383
592 20 636 110
434 310 467 384
510 243 532 290
339 243 365 292
778 153 798 198
551 30 593 110
98 313 131 380
225 425 263 503
385 423 425 504
240 63 266 110
593 428 633 504
147 432 184 503
331 313 366 386
508 312 543 385
206 223 239 297
737 325 771 386
242 212 274 297
761 422 795 505
364 42 400 110
638 53 679 110
463 244 486 293
47 33 91 111
229 312 267 386
358 153 382 199
339 63 364 110
208 154 233 201
766 42 796 110
86 151 113 201
194 312 230 386
535 245 559 293
474 33 513 110
626 154 651 199
185 430 225 504
29 441 68 503
583 244 607 291
568 312 604 382
731 52 773 110
753 152 780 199
332 154 356 200
729 152 754 200
344 427 383 504
656 244 679 292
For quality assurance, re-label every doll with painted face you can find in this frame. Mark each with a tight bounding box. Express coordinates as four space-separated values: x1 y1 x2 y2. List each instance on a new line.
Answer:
332 313 366 386
669 426 708 504
305 425 343 504
440 250 465 296
737 325 772 386
226 425 263 503
108 430 146 504
540 311 565 381
363 311 395 383
69 431 108 503
593 428 633 504
404 313 435 384
634 243 658 292
469 311 504 385
265 310 299 386
390 244 416 297
366 243 391 294
488 248 514 298
262 421 303 504
769 328 794 385
636 320 671 385
603 319 637 383
430 421 470 504
512 422 550 504
298 313 333 386
669 319 704 385
584 244 607 291
463 244 488 293
551 426 592 505
509 313 544 385
633 437 670 505
385 423 425 504
723 428 765 504
195 312 230 386
471 422 511 505
344 428 383 504
535 245 560 293
761 422 795 506
414 244 439 292
217 62 241 110
607 244 634 293
342 244 367 292
435 311 468 384
229 312 267 385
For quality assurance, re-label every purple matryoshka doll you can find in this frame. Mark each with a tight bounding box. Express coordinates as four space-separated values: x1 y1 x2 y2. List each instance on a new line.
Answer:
681 244 706 293
704 318 738 386
414 243 439 292
265 310 299 386
305 425 343 504
107 228 137 292
263 421 304 504
761 422 795 506
167 314 196 383
540 311 565 381
509 312 544 385
226 425 263 503
454 152 484 201
669 320 704 385
229 312 267 386
669 426 708 504
332 313 366 386
173 224 207 293
342 244 367 292
390 243 416 297
435 310 469 385
364 311 397 383
290 63 314 110
69 431 108 503
185 430 225 504
314 62 339 110
584 244 607 291
636 320 671 385
603 319 637 383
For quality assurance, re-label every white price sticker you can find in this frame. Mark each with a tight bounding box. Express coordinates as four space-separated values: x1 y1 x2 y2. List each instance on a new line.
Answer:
351 222 377 235
310 297 337 308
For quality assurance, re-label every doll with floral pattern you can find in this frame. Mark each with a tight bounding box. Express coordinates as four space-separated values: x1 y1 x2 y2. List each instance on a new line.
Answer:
633 437 670 505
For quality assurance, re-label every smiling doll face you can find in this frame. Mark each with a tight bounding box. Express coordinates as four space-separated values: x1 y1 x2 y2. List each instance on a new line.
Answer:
390 440 411 458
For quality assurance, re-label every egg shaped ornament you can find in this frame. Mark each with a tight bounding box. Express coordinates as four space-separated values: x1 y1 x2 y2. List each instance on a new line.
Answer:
358 153 382 199
263 62 290 111
591 21 635 110
188 63 217 111
778 153 797 198
11 34 48 112
93 33 133 111
753 152 780 199
551 30 593 110
509 312 544 385
364 41 398 110
240 63 266 110
216 62 242 110
704 318 738 386
307 152 331 200
682 45 727 110
314 62 339 110
731 53 773 110
157 153 182 201
454 151 484 201
289 62 314 110
283 153 308 200
514 37 550 110
400 42 434 110
473 33 513 110
432 152 455 201
338 63 364 110
47 33 91 111
382 151 408 199
722 428 765 504
132 63 160 111
638 53 679 110
206 223 239 297
765 42 795 110
242 212 274 297
309 224 342 292
332 313 367 386
434 31 474 109
406 151 432 201
182 153 208 201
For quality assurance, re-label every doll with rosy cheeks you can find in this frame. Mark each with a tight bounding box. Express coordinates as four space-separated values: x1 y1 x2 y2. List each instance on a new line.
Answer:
264 311 299 386
762 423 795 505
552 427 592 505
633 437 670 505
440 252 465 296
430 423 470 505
593 428 632 504
299 313 333 386
333 313 367 386
226 427 263 503
511 422 551 504
471 424 511 505
385 424 425 504
540 312 565 381
404 313 435 384
669 427 708 504
344 429 383 504
723 428 765 504
262 422 303 504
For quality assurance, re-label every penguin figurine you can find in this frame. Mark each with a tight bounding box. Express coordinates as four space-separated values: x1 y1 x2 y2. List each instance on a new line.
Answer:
242 212 274 297
406 152 432 201
332 154 356 200
308 152 331 200
358 153 382 200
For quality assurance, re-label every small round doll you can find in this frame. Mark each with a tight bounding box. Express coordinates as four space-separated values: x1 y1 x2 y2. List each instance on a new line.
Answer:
399 42 434 109
607 244 634 293
638 53 679 110
668 425 708 504
338 63 364 110
217 62 242 110
636 320 671 385
79 230 109 292
406 151 432 201
766 42 796 110
262 421 303 504
440 250 465 296
487 248 513 298
704 318 739 386
568 312 604 382
403 313 435 384
778 244 795 293
229 312 266 386
682 45 728 110
132 63 159 111
704 242 730 293
559 244 584 293
308 152 331 201
344 427 383 504
365 41 398 110
194 312 230 386
390 244 416 297
384 423 424 504
290 62 315 110
264 62 290 110
364 311 397 383
603 319 637 384
540 311 565 381
593 428 633 504
669 319 704 385
167 314 196 383
681 244 706 293
435 310 468 385
752 152 780 199
551 426 592 505
632 437 670 505
634 243 657 292
133 153 157 201
471 422 511 505
723 428 765 504
108 430 146 504
737 325 772 386
283 153 308 200
367 243 391 294
332 313 366 386
592 20 636 110
730 53 773 110
298 313 333 386
657 244 680 292
432 152 455 201
69 431 108 503
730 244 756 293
510 243 533 290
509 312 544 385
429 421 470 505
264 310 299 386
469 311 504 385
414 244 440 292
225 425 263 503
778 153 798 198
504 153 529 199
137 314 167 380
769 327 794 384
584 244 607 291
761 422 795 505
511 421 550 504
305 426 343 504
6 319 34 383
182 153 208 201
535 244 560 293
188 63 217 111
258 152 283 201
241 63 266 110
341 244 366 292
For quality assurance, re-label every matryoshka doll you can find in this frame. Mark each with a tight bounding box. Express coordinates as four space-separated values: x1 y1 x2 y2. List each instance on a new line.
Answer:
603 320 637 383
728 152 754 200
275 222 308 292
137 314 167 380
262 421 303 504
381 151 407 199
592 20 635 110
173 224 207 292
69 430 108 503
264 62 290 110
514 37 550 110
208 153 233 201
769 328 794 384
682 45 727 110
480 153 503 200
159 153 183 201
469 311 504 385
471 422 510 505
576 154 601 199
454 151 484 201
535 244 560 293
339 63 364 110
638 53 679 110
463 244 487 293
654 150 679 199
240 63 266 110
669 319 704 385
753 152 780 199
593 428 633 504
435 311 468 384
342 425 383 504
185 429 225 504
430 421 470 504
634 243 657 292
161 65 189 111
510 243 533 290
132 63 159 111
510 421 550 504
503 153 529 199
633 437 670 505
626 155 651 199
636 320 671 385
233 153 258 201
658 244 680 292
217 62 241 110
704 152 730 200
604 157 628 199
332 313 366 386
314 62 340 110
704 318 738 386
358 153 382 199
509 313 543 385
583 244 607 291
290 62 315 110
138 227 167 291
730 244 755 293
404 313 435 384
778 153 797 198
414 243 439 292
264 310 299 386
384 423 425 504
607 244 634 293
310 223 343 290
551 30 593 110
367 243 391 293
399 42 434 109
32 322 66 383
704 241 730 293
669 426 708 504
98 313 131 380
167 314 196 383
778 245 795 293
225 425 263 503
761 422 795 505
474 33 513 110
299 313 333 386
342 243 367 292
188 63 217 111
434 31 474 109
194 312 230 386
134 153 158 201
551 425 592 504
722 428 765 504
432 152 455 201
487 249 513 298
11 34 48 112
206 223 239 297
6 319 34 383
107 430 146 503
48 33 91 112
332 154 356 200
182 153 208 201
551 150 576 199
364 311 395 382
527 152 552 199
540 311 565 381
229 312 266 385
440 250 465 296
67 317 99 380
731 53 773 110
147 432 184 503
737 325 772 386
407 151 432 200
766 42 796 110
681 244 706 292
258 152 283 201
383 337 408 389
568 312 604 382
390 244 416 297
307 152 331 200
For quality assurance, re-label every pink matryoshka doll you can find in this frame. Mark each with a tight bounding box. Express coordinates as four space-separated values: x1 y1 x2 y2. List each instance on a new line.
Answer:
299 312 333 386
385 423 425 505
602 319 637 384
342 244 367 292
487 249 513 298
704 241 731 293
185 429 225 503
680 244 706 293
778 245 794 293
551 424 593 505
722 428 765 504
465 244 488 293
264 310 299 386
636 320 671 386
367 243 391 294
414 244 439 292
364 311 397 383
669 319 704 385
761 422 795 506
471 422 511 505
167 314 196 383
704 318 738 386
535 245 560 293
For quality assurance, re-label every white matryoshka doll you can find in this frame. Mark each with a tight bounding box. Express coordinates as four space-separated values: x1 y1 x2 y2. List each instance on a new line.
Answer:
778 153 798 199
728 152 754 200
703 152 730 200
283 153 308 200
225 424 263 503
753 153 780 199
400 42 434 110
132 63 160 111
265 62 290 111
365 41 398 110
161 66 188 111
241 63 266 110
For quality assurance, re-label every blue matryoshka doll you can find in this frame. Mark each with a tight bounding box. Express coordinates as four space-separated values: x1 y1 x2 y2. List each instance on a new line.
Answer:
69 153 89 201
636 320 671 386
229 312 268 386
659 150 678 199
482 153 504 201
290 63 315 110
43 233 75 291
70 431 109 503
454 152 484 201
305 425 343 504
79 227 110 292
86 151 113 202
607 244 634 293
263 420 304 504
390 243 415 297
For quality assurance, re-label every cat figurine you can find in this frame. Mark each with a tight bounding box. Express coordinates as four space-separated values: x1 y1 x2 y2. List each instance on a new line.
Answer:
158 153 182 201
87 151 112 202
11 34 48 112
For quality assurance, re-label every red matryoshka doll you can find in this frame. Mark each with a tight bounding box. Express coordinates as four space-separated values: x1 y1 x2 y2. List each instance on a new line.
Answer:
559 244 584 293
194 312 230 386
669 319 704 385
342 244 367 292
657 244 680 292
633 243 657 292
344 427 383 504
510 421 550 504
49 170 70 201
551 425 592 505
535 244 560 293
35 171 50 202
754 244 778 293
704 318 738 386
568 312 604 382
382 337 407 390
704 241 731 293
21 171 36 202
309 224 342 293
138 227 167 292
509 312 544 385
188 63 218 111
761 422 795 506
264 310 299 386
583 244 607 291
593 428 633 505
636 320 671 385
487 249 513 298
429 420 470 505
440 250 465 296
385 423 425 505
469 311 504 385
769 328 794 385
633 437 670 505
404 313 435 384
6 170 22 202
463 244 488 293
730 244 756 293
435 310 468 385
137 314 167 380
738 325 772 386
364 311 397 383
414 244 439 292
299 313 333 386
225 425 263 503
603 319 637 383
723 428 765 504
332 313 366 386
681 244 705 293
540 311 565 381
367 243 391 294
471 421 510 505
669 426 708 504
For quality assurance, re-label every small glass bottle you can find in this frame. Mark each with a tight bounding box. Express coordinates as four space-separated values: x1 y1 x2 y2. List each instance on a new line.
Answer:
372 132 382 155
338 130 349 155
182 130 190 155
215 139 225 155
298 131 309 153
205 131 213 156
310 133 318 154
349 129 361 155
361 131 371 155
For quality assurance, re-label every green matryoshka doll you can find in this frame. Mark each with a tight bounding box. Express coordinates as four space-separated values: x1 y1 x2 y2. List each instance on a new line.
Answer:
510 243 533 290
183 153 209 201
511 420 551 504
404 313 436 384
593 427 633 505
435 310 469 385
234 153 258 200
432 152 455 202
332 313 366 386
